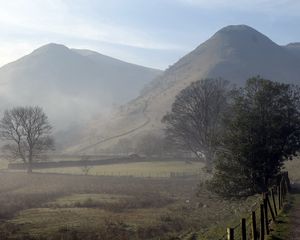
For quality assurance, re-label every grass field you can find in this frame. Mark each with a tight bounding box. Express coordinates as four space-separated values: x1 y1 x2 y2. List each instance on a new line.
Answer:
3 158 299 239
35 161 205 178
0 170 260 240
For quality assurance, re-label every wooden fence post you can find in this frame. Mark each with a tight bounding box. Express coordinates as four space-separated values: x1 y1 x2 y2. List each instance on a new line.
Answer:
277 185 281 210
260 204 265 240
271 188 278 216
280 179 285 206
263 195 270 235
285 172 291 192
282 178 285 197
266 192 276 221
241 218 246 240
251 211 257 240
227 228 234 240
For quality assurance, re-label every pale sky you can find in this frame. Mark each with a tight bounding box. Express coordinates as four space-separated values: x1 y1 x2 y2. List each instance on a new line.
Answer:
0 0 300 69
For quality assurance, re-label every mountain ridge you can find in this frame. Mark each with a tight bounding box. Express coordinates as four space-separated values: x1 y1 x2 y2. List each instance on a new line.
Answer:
67 24 300 154
284 42 300 59
0 43 162 148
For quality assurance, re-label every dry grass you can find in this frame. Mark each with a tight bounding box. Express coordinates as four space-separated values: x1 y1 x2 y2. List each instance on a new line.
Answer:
0 170 260 240
34 161 204 178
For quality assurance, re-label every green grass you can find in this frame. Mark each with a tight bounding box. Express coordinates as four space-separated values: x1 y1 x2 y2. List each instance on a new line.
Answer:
45 193 132 207
35 161 205 178
0 171 263 240
9 206 166 237
268 189 300 240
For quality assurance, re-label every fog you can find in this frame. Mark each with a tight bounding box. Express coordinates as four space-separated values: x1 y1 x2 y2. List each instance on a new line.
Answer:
0 2 300 238
0 43 162 147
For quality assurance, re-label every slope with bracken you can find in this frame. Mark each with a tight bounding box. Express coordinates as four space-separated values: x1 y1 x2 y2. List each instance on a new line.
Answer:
67 25 300 153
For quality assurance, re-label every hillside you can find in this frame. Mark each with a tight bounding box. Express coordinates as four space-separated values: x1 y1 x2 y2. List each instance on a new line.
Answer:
285 42 300 59
0 44 162 148
67 25 300 154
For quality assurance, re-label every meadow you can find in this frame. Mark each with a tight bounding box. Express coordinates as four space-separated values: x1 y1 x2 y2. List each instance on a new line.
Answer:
4 158 299 239
35 161 204 178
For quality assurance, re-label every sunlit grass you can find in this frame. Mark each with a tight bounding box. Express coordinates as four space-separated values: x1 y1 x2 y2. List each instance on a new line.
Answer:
46 193 131 207
0 163 266 239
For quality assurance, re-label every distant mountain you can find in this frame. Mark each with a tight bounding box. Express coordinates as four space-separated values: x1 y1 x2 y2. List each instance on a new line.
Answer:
0 43 162 134
68 25 300 154
284 42 300 59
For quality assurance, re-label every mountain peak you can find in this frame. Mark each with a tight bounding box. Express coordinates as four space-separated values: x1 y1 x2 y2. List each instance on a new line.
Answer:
39 43 68 49
218 24 257 33
213 24 270 42
202 24 278 51
32 43 70 55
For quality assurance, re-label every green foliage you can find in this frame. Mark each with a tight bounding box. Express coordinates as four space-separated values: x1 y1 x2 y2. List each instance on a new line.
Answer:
210 77 300 197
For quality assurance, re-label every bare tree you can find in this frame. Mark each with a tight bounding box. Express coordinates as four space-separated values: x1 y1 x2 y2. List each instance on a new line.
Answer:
162 78 230 171
81 155 92 176
0 106 54 173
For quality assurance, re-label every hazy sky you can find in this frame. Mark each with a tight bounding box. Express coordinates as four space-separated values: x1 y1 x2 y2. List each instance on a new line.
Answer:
0 0 300 69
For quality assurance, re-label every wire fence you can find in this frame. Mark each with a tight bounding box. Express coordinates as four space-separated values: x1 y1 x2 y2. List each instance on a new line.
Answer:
215 172 290 240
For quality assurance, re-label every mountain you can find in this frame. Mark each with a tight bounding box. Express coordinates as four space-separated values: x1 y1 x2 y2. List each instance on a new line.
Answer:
284 43 300 59
0 43 162 135
67 25 300 154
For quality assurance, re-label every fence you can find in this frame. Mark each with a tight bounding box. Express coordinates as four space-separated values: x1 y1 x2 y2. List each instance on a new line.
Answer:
217 172 291 240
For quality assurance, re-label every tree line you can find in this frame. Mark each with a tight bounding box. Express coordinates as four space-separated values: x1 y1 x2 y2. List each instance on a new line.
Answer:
162 76 300 197
1 76 300 198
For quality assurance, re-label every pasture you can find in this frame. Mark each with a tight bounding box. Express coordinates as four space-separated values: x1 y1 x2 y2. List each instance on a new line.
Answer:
0 168 260 240
3 157 289 239
35 160 204 178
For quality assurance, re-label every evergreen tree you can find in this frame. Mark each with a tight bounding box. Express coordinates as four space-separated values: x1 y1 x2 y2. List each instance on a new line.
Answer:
210 77 300 197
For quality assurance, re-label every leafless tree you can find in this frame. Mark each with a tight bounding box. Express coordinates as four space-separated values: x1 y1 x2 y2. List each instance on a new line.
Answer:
0 106 54 173
162 78 230 171
81 155 92 176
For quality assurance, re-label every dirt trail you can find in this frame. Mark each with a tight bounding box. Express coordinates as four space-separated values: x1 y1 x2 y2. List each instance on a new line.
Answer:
76 100 150 153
